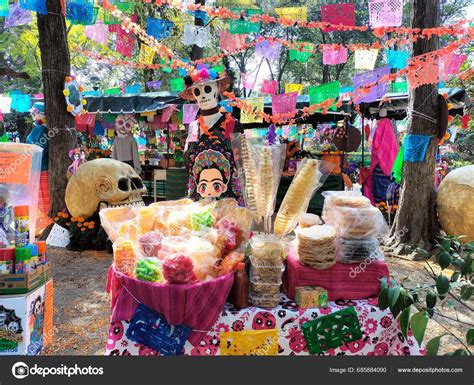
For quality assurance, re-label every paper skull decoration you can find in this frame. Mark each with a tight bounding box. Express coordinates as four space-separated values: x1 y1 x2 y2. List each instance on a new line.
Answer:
65 158 146 218
115 114 137 135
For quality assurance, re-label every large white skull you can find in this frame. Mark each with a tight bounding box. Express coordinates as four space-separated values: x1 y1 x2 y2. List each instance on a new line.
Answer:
65 158 146 218
192 81 219 111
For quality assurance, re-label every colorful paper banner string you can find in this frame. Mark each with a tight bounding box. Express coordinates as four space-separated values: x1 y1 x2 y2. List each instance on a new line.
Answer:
104 87 121 95
275 6 307 22
4 3 32 27
103 1 134 25
322 45 348 66
309 81 340 112
183 104 200 124
403 134 431 162
368 0 403 28
321 3 355 33
289 42 313 63
183 24 210 48
19 0 46 15
229 8 262 34
240 97 264 124
161 104 177 122
241 73 256 90
126 304 191 356
352 65 390 104
272 92 298 115
66 0 97 25
146 80 162 90
387 49 410 70
75 113 96 132
139 43 155 65
146 17 174 39
255 40 281 61
391 80 408 93
125 84 141 94
439 53 467 81
285 83 303 95
219 100 233 113
220 30 246 53
301 307 362 355
116 28 135 58
261 79 278 95
85 22 108 45
355 49 379 70
0 97 12 114
407 55 439 89
220 329 279 356
9 92 30 112
0 0 9 17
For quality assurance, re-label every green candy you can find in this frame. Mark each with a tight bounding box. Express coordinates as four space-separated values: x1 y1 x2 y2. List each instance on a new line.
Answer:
136 259 164 283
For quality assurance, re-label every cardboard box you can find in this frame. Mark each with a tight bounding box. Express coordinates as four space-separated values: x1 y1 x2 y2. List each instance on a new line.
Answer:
0 280 53 355
0 263 51 295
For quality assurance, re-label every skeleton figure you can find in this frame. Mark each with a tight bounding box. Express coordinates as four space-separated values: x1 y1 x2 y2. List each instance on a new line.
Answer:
65 158 146 218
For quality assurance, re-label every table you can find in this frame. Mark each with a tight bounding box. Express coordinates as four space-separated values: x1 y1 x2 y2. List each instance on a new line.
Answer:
105 294 423 356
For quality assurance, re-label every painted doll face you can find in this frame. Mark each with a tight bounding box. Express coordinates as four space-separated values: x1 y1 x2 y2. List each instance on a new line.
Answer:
192 81 219 111
197 168 228 198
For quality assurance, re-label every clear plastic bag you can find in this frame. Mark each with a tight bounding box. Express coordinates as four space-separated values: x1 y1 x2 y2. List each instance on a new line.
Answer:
322 190 371 225
335 237 384 264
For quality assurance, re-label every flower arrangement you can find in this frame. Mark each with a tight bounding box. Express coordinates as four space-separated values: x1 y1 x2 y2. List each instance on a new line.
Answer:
86 148 112 161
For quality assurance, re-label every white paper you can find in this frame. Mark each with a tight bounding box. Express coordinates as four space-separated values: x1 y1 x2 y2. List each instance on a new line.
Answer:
46 224 71 248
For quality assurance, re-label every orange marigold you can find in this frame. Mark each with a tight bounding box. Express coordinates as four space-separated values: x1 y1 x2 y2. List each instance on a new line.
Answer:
77 217 85 223
77 223 82 228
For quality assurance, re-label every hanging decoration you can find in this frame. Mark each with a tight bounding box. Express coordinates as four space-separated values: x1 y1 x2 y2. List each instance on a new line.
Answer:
146 80 162 90
301 307 362 354
387 49 410 70
9 91 30 113
220 30 246 53
391 80 408 93
352 65 390 104
146 17 174 39
84 22 109 44
275 6 307 22
308 81 340 113
116 27 136 58
272 92 298 115
103 1 134 25
139 43 155 65
229 8 262 34
125 84 141 94
321 3 355 33
66 0 97 25
406 55 439 89
19 0 46 15
241 73 256 90
403 134 431 162
240 97 264 124
161 104 177 122
368 0 403 28
285 83 303 95
261 79 278 95
103 87 121 95
183 104 200 124
322 45 347 66
64 76 86 117
220 329 279 356
355 49 379 70
170 78 185 92
0 96 12 114
4 3 32 28
0 0 9 17
183 24 210 48
255 40 281 61
289 42 313 63
439 53 467 81
75 113 96 133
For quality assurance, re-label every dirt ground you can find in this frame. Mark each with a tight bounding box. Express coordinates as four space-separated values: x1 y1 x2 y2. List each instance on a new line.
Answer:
42 247 472 356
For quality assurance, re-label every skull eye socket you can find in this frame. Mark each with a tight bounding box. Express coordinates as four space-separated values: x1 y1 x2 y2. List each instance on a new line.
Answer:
204 85 212 94
118 178 129 192
131 177 144 190
193 88 201 97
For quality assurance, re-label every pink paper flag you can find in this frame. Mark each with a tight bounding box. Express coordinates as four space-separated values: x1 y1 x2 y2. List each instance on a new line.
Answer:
161 104 177 122
321 3 355 33
85 22 109 45
116 28 135 58
33 93 44 99
220 30 246 53
272 92 298 115
439 54 467 81
241 73 256 90
322 45 348 65
183 104 200 124
261 79 278 95
169 124 178 131
368 0 403 28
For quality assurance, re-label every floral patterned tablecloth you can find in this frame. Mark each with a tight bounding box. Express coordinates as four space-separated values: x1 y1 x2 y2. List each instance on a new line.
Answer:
105 294 424 356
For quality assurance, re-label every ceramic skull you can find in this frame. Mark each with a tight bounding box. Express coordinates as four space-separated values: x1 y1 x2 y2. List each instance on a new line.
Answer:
192 81 219 110
65 158 146 218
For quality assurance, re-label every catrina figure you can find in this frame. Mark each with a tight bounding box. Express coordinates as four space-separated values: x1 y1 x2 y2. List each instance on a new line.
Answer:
179 68 243 203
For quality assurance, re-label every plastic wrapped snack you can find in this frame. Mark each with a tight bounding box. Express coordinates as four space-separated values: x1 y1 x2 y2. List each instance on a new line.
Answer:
333 205 389 238
250 273 281 295
250 234 282 263
335 237 384 264
249 256 284 279
162 254 198 284
217 250 245 277
274 159 333 236
113 239 137 277
136 258 164 283
99 206 138 242
321 191 371 225
250 292 280 308
298 213 323 228
296 224 336 269
138 231 163 258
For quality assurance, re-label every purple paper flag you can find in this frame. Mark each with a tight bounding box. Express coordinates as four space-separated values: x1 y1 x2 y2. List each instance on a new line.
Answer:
272 92 298 115
255 40 281 61
352 66 390 104
5 3 32 28
196 63 210 71
368 0 403 28
85 22 109 45
146 80 162 90
183 104 200 124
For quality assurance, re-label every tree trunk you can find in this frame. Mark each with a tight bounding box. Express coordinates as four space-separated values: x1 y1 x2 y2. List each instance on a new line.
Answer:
37 0 76 217
387 0 440 257
190 0 204 61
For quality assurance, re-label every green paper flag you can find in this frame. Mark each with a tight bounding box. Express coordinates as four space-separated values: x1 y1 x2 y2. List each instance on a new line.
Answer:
309 81 340 112
170 78 185 92
104 87 121 95
213 65 225 74
391 81 408 93
289 42 313 63
229 8 262 34
103 2 134 25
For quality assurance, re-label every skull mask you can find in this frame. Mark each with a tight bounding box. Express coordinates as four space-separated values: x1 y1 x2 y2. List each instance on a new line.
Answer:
65 158 146 218
192 81 219 111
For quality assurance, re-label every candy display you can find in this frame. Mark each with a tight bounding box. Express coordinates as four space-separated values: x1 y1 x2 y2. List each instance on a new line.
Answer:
113 240 136 277
13 205 29 247
0 247 15 274
14 246 30 274
162 254 197 284
295 224 337 269
294 286 328 308
136 258 164 283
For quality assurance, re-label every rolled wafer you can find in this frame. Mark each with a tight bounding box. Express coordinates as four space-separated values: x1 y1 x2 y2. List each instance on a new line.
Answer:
240 135 260 223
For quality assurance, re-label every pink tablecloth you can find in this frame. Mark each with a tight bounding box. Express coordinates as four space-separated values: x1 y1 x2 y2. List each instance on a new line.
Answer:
283 248 390 301
106 265 234 345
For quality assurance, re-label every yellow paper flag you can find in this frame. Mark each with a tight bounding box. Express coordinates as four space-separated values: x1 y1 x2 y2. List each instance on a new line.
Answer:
275 7 307 22
221 329 279 356
139 43 155 65
240 97 264 124
285 83 303 95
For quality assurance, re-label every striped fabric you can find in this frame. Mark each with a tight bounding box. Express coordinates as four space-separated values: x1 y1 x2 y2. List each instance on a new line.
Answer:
283 247 389 301
35 170 53 233
107 266 234 344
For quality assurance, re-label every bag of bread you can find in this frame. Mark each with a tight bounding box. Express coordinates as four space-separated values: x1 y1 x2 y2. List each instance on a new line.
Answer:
274 159 334 236
332 205 389 238
321 191 371 225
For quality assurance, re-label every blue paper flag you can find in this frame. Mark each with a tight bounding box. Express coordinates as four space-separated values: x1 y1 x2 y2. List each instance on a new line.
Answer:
66 0 96 25
146 17 174 39
125 84 142 94
93 121 105 136
403 134 431 163
387 50 410 70
19 0 46 15
9 92 31 112
219 100 233 113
